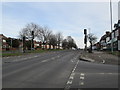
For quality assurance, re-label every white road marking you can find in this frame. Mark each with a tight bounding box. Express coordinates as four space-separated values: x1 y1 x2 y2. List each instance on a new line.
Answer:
28 57 32 59
80 76 84 80
41 60 48 62
64 86 70 90
34 56 38 57
69 76 74 80
79 73 85 86
52 57 55 60
71 73 75 76
80 73 85 76
67 80 72 85
79 82 84 85
65 60 79 89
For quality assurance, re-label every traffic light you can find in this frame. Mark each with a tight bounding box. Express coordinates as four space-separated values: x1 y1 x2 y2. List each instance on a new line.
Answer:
84 29 87 34
32 31 34 39
84 29 87 35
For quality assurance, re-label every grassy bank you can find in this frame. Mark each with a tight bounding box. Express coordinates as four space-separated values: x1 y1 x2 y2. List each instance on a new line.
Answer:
2 49 63 57
106 51 120 56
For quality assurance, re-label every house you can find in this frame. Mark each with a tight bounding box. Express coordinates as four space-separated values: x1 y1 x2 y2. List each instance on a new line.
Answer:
0 34 9 51
99 20 120 51
99 31 110 50
112 20 120 51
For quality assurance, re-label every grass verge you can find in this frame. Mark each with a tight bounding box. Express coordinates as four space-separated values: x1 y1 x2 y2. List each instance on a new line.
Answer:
2 49 63 57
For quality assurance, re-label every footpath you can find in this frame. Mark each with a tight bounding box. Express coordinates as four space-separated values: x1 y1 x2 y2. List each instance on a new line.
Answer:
80 51 120 65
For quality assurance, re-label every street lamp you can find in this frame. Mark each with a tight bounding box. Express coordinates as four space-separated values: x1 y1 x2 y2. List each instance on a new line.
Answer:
110 0 113 53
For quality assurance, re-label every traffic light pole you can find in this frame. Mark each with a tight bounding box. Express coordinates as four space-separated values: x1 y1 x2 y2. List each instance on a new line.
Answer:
84 29 87 52
31 31 34 50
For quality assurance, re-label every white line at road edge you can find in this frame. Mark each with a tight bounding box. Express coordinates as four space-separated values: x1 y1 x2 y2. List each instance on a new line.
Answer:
64 60 79 90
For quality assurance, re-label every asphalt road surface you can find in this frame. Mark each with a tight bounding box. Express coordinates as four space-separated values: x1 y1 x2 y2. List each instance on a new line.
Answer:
2 50 119 89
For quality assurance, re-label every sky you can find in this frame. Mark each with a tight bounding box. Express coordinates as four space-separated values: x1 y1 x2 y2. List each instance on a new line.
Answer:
1 1 119 48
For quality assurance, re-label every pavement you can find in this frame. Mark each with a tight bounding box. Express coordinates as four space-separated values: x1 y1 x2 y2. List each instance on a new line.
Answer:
79 51 120 65
2 50 119 89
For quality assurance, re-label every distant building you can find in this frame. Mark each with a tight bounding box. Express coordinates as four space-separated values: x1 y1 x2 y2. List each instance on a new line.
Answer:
98 20 120 51
0 34 9 51
99 31 111 50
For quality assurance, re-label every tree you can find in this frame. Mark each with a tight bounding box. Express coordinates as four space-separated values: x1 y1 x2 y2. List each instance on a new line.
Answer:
56 32 63 49
6 38 20 48
19 23 39 39
62 39 68 49
41 26 53 49
62 36 77 49
87 33 97 53
49 34 57 49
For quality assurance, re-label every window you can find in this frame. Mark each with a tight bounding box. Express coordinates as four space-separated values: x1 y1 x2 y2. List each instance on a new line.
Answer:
115 30 118 37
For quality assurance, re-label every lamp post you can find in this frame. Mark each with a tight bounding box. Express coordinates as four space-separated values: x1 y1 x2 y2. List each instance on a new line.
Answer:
110 0 113 53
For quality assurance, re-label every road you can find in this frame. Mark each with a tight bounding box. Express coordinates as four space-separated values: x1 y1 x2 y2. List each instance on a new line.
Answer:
2 50 118 89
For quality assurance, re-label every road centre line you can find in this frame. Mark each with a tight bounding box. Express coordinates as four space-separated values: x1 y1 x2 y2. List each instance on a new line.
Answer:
65 60 79 89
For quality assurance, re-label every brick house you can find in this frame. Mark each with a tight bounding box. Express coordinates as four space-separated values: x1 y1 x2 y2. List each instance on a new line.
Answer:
112 20 120 51
99 20 120 51
0 34 9 51
99 31 111 50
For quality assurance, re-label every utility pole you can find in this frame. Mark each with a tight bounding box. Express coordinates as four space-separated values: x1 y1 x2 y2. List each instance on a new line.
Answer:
110 0 113 53
84 29 87 51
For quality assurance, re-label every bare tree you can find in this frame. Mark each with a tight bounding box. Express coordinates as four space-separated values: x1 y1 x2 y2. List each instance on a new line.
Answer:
87 33 97 53
49 34 57 49
19 23 39 39
62 39 68 49
40 26 52 49
56 32 63 49
62 36 77 49
36 26 44 42
19 23 40 51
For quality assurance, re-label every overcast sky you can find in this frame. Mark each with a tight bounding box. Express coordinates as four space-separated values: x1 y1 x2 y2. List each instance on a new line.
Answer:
1 1 118 48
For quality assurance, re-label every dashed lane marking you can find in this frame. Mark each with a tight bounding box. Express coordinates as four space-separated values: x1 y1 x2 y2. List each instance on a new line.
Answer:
79 82 84 86
65 60 79 90
69 76 74 80
79 73 85 86
80 76 84 80
34 56 38 57
80 73 85 76
41 60 48 63
67 80 73 85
